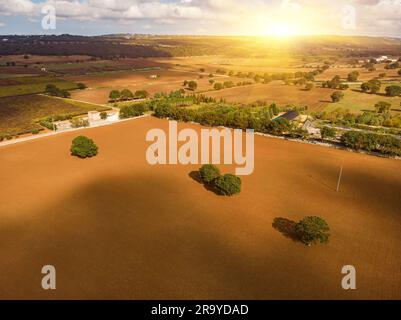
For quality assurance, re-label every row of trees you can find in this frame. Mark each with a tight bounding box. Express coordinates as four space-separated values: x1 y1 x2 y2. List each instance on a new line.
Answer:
45 84 71 98
315 107 401 128
322 75 349 90
217 68 324 85
341 131 401 157
119 103 149 119
153 102 305 138
109 89 149 102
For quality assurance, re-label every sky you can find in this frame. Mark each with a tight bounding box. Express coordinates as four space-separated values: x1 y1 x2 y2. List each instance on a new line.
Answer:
0 0 400 37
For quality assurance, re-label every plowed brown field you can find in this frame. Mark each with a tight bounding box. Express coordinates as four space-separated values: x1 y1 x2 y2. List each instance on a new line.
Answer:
0 116 400 299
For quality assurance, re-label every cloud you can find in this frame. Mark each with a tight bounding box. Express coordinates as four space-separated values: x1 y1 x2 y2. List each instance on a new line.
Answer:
0 0 399 37
0 22 5 27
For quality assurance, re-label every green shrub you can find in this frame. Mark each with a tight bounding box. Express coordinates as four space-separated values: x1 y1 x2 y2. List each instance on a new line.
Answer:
214 83 223 90
77 83 87 90
331 91 344 102
100 111 108 120
119 103 147 119
109 90 121 102
121 89 134 100
70 136 98 158
199 164 221 184
71 118 89 128
374 101 391 113
45 84 71 98
385 85 401 97
213 174 242 196
295 216 330 245
134 90 150 99
341 131 401 156
320 126 336 141
187 81 198 91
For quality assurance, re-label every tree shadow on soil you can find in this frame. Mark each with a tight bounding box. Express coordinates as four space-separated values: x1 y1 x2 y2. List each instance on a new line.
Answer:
272 218 301 243
189 171 222 196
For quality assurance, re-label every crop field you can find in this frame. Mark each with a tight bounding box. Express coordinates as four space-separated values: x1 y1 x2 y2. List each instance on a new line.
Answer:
315 65 401 82
151 56 309 74
0 95 109 135
0 116 400 299
205 82 336 111
0 66 44 76
31 58 168 75
0 78 79 98
0 54 94 65
66 69 228 104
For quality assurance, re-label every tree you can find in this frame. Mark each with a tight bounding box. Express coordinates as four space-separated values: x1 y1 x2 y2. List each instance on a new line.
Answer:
320 126 336 141
120 89 134 100
398 69 401 76
347 71 359 82
45 84 58 95
199 164 220 184
295 216 330 245
385 85 401 97
223 81 235 88
374 101 391 113
109 90 121 102
209 79 215 84
270 103 279 116
183 80 188 86
77 83 87 90
60 89 71 98
213 174 242 196
70 136 98 158
361 80 381 94
119 104 147 119
385 62 400 69
100 112 108 120
214 83 223 90
188 80 198 91
134 90 149 99
331 91 344 102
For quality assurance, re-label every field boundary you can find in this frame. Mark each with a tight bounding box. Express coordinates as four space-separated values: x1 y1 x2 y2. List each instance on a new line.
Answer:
0 114 151 148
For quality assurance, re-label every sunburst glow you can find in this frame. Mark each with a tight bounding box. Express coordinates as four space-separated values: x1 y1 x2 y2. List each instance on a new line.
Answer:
267 22 297 37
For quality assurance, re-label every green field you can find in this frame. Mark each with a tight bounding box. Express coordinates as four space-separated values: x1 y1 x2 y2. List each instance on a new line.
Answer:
0 77 79 98
324 83 401 114
0 95 109 136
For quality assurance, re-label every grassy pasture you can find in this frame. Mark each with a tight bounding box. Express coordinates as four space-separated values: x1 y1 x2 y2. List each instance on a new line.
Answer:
325 83 401 113
0 95 109 135
0 78 79 98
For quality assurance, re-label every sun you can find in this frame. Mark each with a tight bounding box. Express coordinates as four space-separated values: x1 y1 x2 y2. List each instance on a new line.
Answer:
268 22 296 37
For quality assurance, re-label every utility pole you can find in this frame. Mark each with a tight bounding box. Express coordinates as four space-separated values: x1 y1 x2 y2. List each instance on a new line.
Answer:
336 165 344 192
